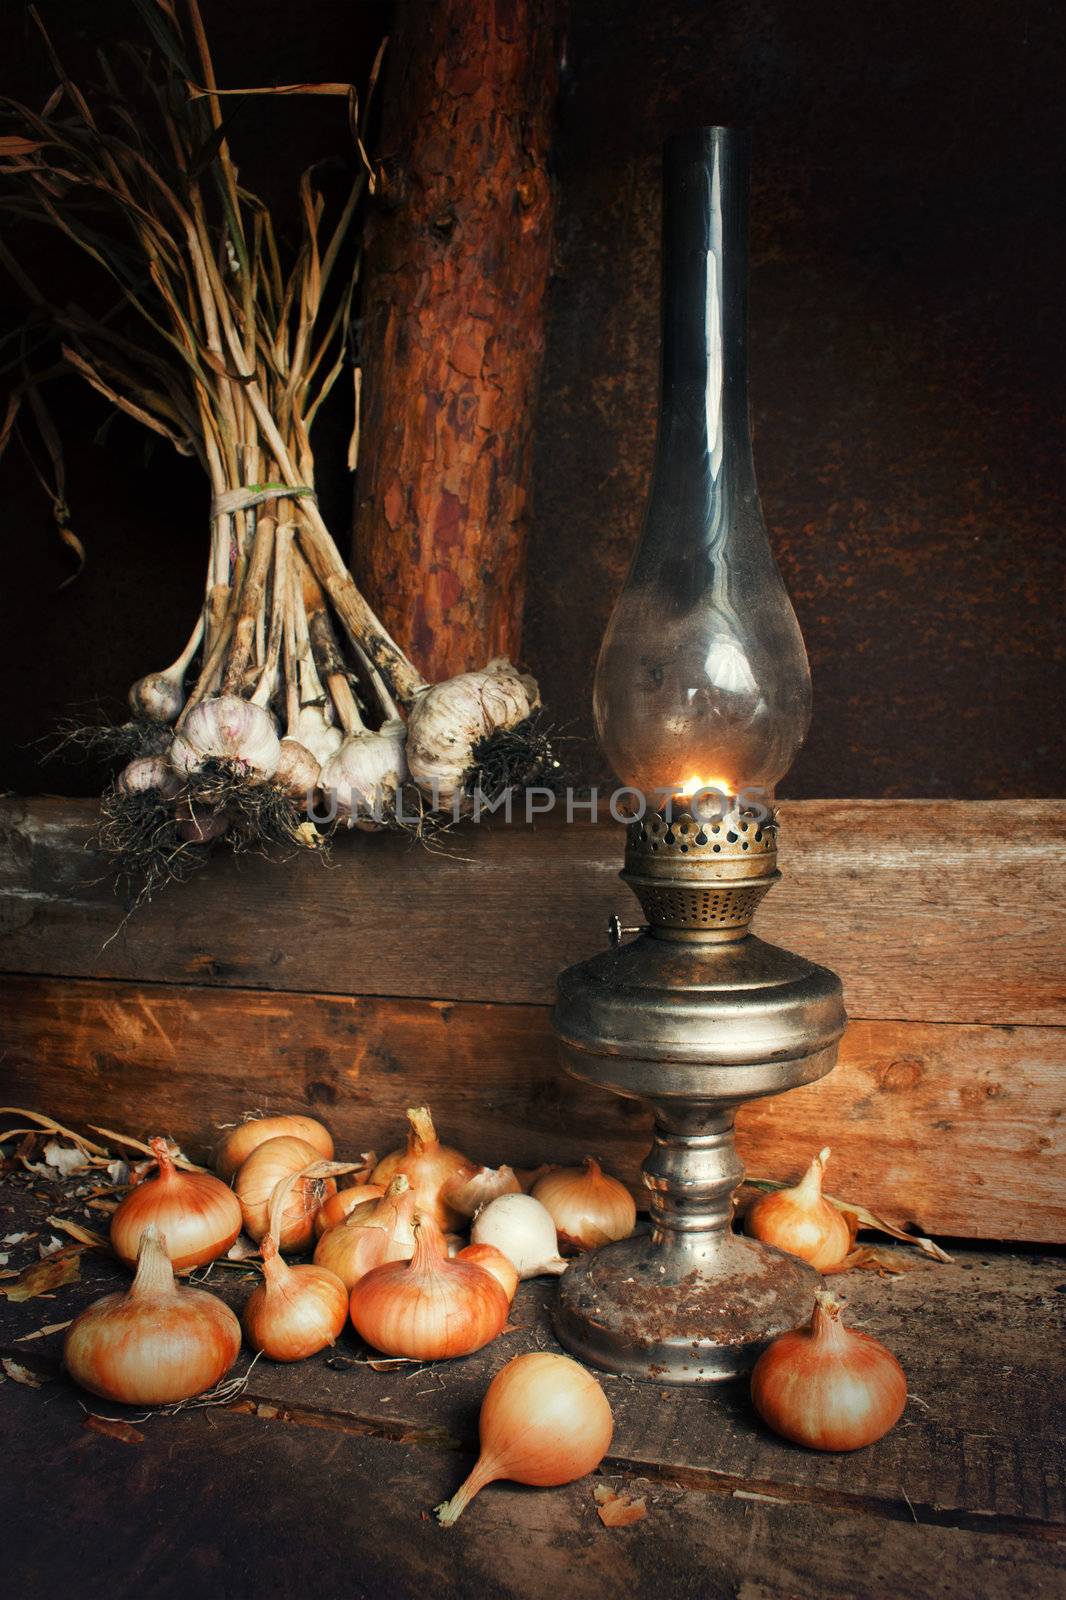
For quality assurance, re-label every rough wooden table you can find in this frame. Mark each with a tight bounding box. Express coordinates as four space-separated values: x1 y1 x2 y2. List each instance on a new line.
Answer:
1 1175 1063 1600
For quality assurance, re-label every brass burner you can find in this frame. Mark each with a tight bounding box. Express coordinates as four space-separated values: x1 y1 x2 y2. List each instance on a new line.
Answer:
622 807 779 939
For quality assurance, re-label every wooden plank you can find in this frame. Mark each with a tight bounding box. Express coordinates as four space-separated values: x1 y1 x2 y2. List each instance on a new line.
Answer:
5 1380 1063 1600
0 974 1062 1240
0 1176 1063 1542
1 796 1063 1025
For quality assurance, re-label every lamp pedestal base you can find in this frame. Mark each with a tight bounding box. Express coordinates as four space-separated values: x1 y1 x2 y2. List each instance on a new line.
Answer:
554 1228 821 1383
550 811 847 1384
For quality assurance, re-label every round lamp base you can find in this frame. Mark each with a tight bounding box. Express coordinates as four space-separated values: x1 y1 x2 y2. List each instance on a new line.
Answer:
553 1229 820 1384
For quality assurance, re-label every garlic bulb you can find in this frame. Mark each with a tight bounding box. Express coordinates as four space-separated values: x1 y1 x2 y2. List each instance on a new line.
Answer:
319 720 408 823
531 1159 636 1253
274 738 321 801
170 694 280 780
471 1193 568 1279
405 658 540 811
129 671 186 724
116 756 182 799
290 702 344 766
175 799 231 844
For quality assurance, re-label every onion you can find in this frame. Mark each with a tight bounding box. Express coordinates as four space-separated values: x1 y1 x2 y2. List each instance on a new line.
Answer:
313 1183 385 1239
64 1224 240 1405
752 1291 907 1451
435 1353 613 1525
470 1192 568 1279
110 1136 242 1270
745 1147 852 1271
350 1214 509 1360
313 1175 416 1290
443 1164 522 1221
455 1243 519 1304
216 1115 334 1181
242 1233 348 1362
234 1135 337 1252
371 1107 477 1232
531 1158 636 1253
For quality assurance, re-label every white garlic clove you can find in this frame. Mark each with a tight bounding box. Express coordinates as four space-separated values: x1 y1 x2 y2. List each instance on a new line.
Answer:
275 738 321 803
405 659 540 812
170 694 280 781
116 756 182 800
319 720 408 825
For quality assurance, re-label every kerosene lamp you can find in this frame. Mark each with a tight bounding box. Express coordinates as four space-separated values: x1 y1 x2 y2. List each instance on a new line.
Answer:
552 127 847 1382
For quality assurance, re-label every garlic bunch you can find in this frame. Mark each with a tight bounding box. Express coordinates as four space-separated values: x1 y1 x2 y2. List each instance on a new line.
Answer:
319 720 408 824
405 659 540 811
170 694 280 780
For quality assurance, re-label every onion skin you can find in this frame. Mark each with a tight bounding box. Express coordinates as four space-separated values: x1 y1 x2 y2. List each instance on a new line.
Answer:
371 1106 477 1232
751 1292 907 1452
313 1175 416 1290
456 1243 519 1305
745 1147 852 1272
234 1135 337 1252
110 1137 242 1271
436 1353 613 1525
313 1183 385 1239
64 1224 240 1405
217 1115 334 1181
443 1164 521 1221
242 1234 348 1362
531 1158 636 1253
350 1215 509 1360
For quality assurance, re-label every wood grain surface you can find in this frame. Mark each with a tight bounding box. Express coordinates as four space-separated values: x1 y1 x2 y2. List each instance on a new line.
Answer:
1 797 1062 1025
0 975 1062 1240
0 1172 1063 1598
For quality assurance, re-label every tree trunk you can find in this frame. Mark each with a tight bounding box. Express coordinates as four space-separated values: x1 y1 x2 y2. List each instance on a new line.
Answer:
352 0 559 685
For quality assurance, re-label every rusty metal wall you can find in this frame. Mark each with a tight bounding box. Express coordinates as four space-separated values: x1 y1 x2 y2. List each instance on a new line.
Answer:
524 0 1065 797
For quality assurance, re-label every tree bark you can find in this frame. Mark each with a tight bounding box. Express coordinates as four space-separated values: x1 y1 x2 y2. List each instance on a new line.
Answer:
352 0 559 684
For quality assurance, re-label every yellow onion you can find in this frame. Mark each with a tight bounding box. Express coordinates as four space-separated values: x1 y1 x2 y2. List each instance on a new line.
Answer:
350 1214 509 1360
745 1147 852 1271
456 1243 519 1304
242 1234 348 1362
110 1136 241 1270
234 1135 337 1252
313 1175 416 1290
313 1183 385 1239
371 1106 477 1231
443 1164 522 1221
64 1224 240 1404
436 1353 613 1525
531 1158 636 1253
751 1292 907 1452
216 1115 334 1181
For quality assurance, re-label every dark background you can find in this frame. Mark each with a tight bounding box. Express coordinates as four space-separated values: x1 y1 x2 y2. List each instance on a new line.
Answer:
2 0 1063 799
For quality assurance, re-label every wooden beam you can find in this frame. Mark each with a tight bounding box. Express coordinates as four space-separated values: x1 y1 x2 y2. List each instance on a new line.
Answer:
1 797 1062 1025
0 974 1061 1240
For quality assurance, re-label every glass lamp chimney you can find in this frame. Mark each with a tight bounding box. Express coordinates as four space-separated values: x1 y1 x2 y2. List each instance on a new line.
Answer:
593 127 811 810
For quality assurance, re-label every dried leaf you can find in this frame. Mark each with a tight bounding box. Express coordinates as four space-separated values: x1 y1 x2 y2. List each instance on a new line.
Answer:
0 135 47 156
0 1109 108 1157
186 78 357 100
824 1246 911 1277
15 1319 72 1342
594 1486 648 1527
87 1127 207 1173
46 1216 110 1252
43 1139 92 1177
83 1415 144 1445
225 1233 260 1262
0 1249 81 1301
2 1232 32 1246
1 1358 45 1387
38 1235 67 1257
